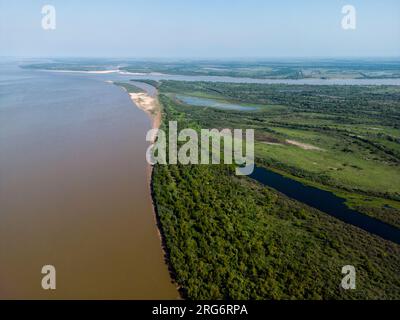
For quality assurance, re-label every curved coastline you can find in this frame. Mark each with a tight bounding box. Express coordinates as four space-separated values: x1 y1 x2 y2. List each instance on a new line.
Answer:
124 85 183 298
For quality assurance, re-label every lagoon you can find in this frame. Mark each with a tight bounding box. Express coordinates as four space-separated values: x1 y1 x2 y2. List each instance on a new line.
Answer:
175 94 259 111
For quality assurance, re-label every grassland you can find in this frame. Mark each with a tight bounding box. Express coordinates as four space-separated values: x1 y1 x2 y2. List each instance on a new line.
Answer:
155 81 400 228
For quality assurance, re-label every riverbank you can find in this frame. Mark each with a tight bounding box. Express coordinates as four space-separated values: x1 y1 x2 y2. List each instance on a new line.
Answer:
124 86 162 181
125 85 183 297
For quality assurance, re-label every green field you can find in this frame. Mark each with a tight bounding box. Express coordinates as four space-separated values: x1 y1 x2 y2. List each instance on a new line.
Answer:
155 81 400 228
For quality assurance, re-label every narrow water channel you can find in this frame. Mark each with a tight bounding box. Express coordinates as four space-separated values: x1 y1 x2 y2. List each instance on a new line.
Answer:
250 166 400 244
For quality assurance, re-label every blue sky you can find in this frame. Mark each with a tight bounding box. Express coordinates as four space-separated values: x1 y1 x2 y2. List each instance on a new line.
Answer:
1 0 399 58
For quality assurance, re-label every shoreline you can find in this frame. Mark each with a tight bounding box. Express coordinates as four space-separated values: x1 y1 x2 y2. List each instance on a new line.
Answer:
125 86 184 298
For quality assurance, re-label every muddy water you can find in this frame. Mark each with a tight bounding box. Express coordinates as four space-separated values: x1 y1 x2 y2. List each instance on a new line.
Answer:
0 62 177 299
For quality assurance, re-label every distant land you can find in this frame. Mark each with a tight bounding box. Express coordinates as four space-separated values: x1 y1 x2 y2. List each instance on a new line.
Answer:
22 58 400 80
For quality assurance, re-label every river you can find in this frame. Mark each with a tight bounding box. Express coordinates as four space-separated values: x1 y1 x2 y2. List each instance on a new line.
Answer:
0 61 178 299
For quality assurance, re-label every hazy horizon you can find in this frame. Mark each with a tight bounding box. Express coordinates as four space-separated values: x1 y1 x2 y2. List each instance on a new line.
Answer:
2 56 400 60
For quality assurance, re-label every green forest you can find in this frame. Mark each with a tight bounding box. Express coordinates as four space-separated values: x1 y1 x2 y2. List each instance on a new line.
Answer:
151 82 400 299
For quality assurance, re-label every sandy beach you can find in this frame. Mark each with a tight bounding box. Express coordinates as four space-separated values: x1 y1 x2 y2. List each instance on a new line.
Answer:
45 69 120 74
128 90 162 184
129 92 161 136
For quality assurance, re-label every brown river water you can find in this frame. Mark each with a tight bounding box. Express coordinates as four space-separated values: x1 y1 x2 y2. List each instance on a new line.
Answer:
0 62 178 299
